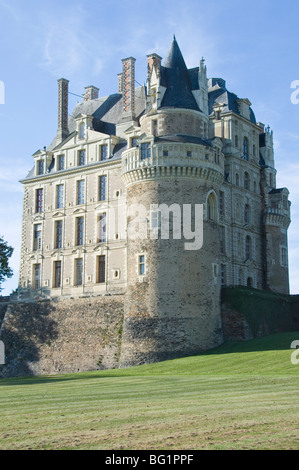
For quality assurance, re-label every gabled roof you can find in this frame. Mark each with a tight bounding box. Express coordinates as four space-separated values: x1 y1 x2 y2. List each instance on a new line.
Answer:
160 37 201 112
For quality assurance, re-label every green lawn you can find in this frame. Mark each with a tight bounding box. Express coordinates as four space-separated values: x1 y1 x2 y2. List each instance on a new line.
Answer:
0 332 299 450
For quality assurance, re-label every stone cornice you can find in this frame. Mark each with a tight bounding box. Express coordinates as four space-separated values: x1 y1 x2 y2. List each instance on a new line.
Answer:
20 159 121 185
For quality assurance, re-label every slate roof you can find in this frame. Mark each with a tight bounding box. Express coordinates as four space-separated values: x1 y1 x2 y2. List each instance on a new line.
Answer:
154 134 211 146
48 87 147 152
208 78 256 125
159 37 201 112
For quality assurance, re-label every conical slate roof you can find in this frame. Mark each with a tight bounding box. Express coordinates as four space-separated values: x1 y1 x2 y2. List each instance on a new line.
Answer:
160 36 200 111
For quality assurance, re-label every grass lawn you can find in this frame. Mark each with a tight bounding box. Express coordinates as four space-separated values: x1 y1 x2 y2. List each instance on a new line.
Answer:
0 332 298 450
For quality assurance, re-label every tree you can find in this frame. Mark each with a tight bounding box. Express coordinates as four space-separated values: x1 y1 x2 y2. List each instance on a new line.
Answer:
0 235 13 292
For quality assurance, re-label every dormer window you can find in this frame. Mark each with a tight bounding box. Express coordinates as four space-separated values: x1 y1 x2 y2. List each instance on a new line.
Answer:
58 155 65 171
37 160 44 175
101 144 108 161
131 137 137 148
79 122 85 140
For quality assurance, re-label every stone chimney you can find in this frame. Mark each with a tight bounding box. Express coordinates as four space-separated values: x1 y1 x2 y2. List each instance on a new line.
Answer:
121 57 136 120
147 53 162 75
57 78 69 142
83 85 99 101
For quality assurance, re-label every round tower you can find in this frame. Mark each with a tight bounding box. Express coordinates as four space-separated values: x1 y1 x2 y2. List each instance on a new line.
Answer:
119 38 224 367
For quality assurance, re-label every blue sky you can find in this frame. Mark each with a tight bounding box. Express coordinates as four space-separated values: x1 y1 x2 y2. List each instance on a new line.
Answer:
0 0 299 294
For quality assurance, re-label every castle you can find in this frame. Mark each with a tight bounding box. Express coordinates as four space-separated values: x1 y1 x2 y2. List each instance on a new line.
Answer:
15 36 291 368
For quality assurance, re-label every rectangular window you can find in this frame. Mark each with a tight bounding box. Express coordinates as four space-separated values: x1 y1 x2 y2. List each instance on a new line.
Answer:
221 264 226 287
54 261 62 288
139 255 145 275
78 150 85 166
33 264 41 289
75 258 83 286
187 150 192 157
56 184 64 209
131 137 137 148
99 175 107 201
58 155 65 171
101 144 108 161
33 224 42 251
76 217 84 246
97 255 106 283
77 180 85 205
152 120 158 136
219 191 224 217
55 220 63 249
36 189 43 213
98 213 107 243
219 226 225 254
37 160 44 175
141 143 151 160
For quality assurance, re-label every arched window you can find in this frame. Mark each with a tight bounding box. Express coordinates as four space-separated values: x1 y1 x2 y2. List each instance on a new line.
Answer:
245 235 252 260
247 277 253 287
243 137 249 160
244 172 250 190
207 192 217 222
79 122 85 140
244 204 251 224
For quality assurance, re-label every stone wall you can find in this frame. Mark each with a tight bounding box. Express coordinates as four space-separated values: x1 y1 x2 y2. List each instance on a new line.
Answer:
0 294 124 378
221 286 299 341
120 178 224 367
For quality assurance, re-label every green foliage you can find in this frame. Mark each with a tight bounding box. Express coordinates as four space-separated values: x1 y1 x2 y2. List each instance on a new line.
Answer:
221 286 296 336
0 235 13 291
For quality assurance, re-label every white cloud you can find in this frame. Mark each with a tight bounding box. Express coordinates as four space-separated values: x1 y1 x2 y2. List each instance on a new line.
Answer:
39 5 107 80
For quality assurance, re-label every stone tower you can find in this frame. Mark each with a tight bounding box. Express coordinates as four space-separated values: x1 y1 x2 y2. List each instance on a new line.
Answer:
14 36 291 375
259 125 291 293
119 37 224 366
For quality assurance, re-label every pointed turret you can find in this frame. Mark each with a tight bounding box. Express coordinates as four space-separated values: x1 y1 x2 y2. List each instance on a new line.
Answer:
161 37 200 111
